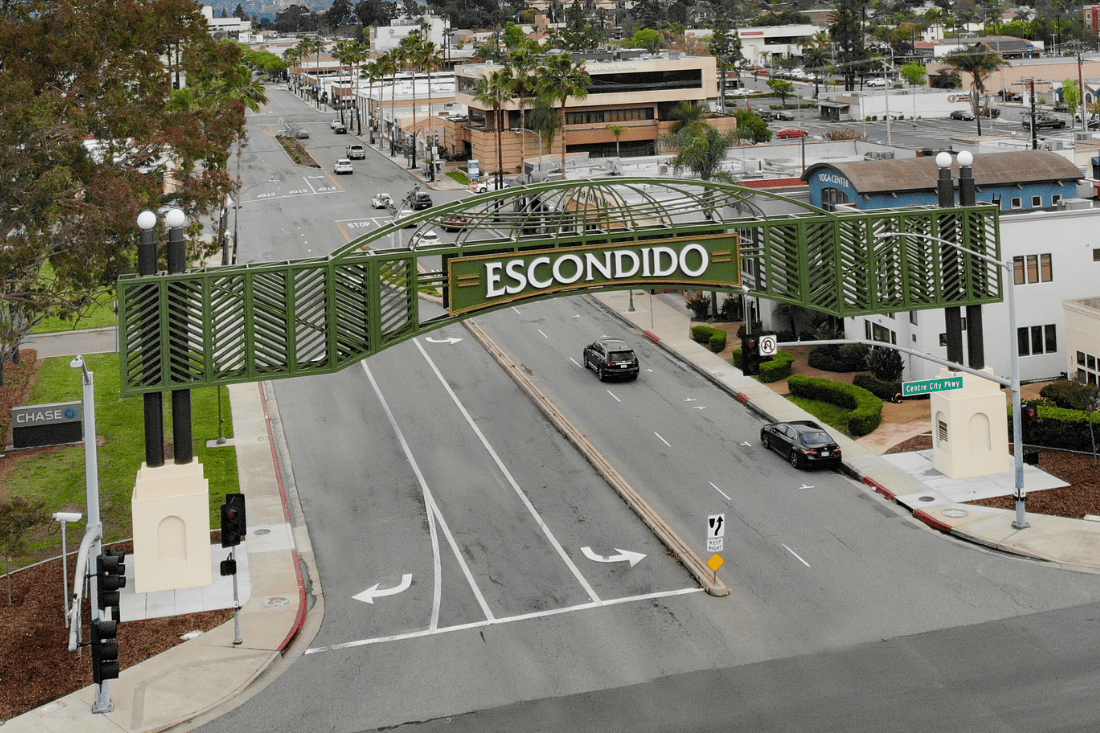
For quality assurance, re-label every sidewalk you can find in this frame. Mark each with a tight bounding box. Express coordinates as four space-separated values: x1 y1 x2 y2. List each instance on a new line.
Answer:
590 289 1100 573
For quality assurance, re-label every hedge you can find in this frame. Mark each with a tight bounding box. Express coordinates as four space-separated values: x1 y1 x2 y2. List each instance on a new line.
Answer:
1011 402 1100 453
787 375 883 436
690 324 727 353
759 350 795 383
807 344 869 373
852 374 901 402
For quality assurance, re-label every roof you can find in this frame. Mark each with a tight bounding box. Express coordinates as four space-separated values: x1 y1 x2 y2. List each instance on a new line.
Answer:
801 151 1083 195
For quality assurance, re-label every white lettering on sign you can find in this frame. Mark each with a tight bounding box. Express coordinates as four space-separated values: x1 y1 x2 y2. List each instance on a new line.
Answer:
586 64 638 72
11 402 82 427
484 244 709 298
818 172 851 188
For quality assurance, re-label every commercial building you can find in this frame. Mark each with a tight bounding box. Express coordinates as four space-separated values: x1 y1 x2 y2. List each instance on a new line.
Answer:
453 51 728 178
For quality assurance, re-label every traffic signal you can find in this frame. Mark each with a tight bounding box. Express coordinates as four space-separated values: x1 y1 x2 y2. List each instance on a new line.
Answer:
90 618 120 684
741 335 760 376
96 549 126 617
221 493 247 548
1022 402 1039 440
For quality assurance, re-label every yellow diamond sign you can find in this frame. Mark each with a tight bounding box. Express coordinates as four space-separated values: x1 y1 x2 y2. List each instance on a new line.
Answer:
707 553 725 572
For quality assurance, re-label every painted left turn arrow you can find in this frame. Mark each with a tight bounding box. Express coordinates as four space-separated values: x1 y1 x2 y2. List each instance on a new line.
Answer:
581 546 646 567
353 573 412 604
425 336 462 345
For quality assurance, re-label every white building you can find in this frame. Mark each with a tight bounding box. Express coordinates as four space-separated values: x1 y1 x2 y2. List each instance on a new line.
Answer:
368 15 449 54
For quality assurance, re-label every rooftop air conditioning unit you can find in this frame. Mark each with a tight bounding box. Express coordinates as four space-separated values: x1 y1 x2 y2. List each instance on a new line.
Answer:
1061 198 1093 210
1074 132 1096 142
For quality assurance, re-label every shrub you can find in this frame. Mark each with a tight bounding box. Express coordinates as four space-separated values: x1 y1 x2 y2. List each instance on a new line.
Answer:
720 295 741 321
807 344 869 372
1040 380 1096 410
685 294 711 320
690 325 726 353
1011 402 1100 453
758 350 795 383
868 346 904 383
853 374 902 401
788 375 883 436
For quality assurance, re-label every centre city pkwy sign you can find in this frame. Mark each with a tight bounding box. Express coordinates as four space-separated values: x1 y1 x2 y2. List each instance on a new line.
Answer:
447 234 741 316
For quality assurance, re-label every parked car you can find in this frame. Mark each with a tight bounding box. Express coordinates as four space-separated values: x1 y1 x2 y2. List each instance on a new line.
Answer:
760 420 843 469
582 338 639 382
999 89 1022 102
330 119 342 130
346 143 366 159
1053 101 1069 113
865 77 887 87
294 129 310 139
772 110 795 121
950 109 975 121
333 158 353 175
776 128 809 139
1074 112 1100 129
441 215 469 232
333 123 347 134
411 191 433 210
371 192 393 209
393 209 416 228
411 230 441 247
1023 113 1066 130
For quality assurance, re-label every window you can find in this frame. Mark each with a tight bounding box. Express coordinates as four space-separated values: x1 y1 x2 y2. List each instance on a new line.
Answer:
871 323 895 344
1052 194 1062 206
1080 353 1100 385
909 311 918 325
1012 253 1053 284
1093 248 1100 262
1011 197 1023 209
1017 324 1057 356
1032 195 1043 207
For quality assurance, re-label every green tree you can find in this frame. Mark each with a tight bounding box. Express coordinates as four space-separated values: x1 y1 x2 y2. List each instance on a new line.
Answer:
709 14 744 113
537 53 591 179
632 28 662 54
766 77 796 107
734 108 773 144
605 124 626 157
528 98 562 155
661 123 738 182
669 100 708 134
507 45 541 165
0 496 50 603
0 0 249 383
942 46 1006 135
1062 79 1082 126
868 347 905 383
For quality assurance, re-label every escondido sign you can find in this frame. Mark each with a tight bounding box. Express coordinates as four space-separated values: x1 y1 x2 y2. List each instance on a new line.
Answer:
448 234 740 316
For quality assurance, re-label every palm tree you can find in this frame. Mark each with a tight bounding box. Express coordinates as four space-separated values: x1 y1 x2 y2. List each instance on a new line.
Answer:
801 32 832 99
537 53 590 180
605 124 626 157
475 68 513 188
283 48 300 92
420 40 445 121
299 37 325 107
398 33 422 168
363 57 385 143
669 100 708 134
345 40 369 135
943 46 1006 135
380 49 403 155
507 45 539 166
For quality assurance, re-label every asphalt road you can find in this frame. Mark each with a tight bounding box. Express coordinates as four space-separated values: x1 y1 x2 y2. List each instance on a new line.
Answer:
196 86 1100 733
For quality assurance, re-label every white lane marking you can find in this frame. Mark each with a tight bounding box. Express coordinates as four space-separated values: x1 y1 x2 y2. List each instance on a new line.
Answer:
654 433 671 447
511 307 522 314
537 329 549 339
580 546 645 567
693 406 706 410
353 573 412 604
424 336 462 344
570 357 583 368
782 544 811 567
414 339 602 604
684 398 697 402
606 390 621 402
362 362 487 629
799 484 815 490
709 482 731 501
305 587 704 654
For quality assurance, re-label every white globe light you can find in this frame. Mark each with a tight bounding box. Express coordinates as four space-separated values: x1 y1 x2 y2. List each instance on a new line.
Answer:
935 152 953 169
957 150 974 167
164 208 186 228
137 210 157 230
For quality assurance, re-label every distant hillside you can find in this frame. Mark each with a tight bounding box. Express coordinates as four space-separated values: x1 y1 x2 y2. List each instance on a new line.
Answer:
203 0 333 22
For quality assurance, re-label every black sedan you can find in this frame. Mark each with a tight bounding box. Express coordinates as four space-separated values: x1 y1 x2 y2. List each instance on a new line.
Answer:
760 420 842 469
949 109 975 121
582 338 639 381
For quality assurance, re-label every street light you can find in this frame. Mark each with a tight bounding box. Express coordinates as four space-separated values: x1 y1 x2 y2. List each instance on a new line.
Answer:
511 127 543 177
872 229 1028 530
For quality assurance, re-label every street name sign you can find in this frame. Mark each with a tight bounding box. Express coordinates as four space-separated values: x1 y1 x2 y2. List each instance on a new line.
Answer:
901 376 964 397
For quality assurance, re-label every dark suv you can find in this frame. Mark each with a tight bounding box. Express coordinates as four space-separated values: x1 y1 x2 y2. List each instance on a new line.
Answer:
411 191 433 210
583 338 639 381
1023 113 1066 130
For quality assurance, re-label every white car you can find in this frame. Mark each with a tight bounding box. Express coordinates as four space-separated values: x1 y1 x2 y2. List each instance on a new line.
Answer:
393 209 416 227
372 192 393 209
865 77 887 87
412 230 441 247
330 119 342 130
334 158 353 175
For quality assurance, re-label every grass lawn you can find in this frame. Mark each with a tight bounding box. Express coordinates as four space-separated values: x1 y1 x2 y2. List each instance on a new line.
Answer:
785 394 855 435
5 352 239 566
447 170 470 185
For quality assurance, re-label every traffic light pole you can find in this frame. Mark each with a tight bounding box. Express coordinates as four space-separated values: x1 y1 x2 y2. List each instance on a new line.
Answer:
231 548 243 645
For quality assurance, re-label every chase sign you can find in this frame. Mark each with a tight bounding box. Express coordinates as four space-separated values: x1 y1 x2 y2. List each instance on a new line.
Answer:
448 233 740 316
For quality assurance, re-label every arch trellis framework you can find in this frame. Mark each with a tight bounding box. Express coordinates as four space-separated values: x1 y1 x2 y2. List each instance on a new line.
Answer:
117 177 1001 395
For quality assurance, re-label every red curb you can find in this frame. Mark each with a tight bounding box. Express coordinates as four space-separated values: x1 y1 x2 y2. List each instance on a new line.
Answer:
735 392 751 404
644 330 660 343
913 509 953 533
258 383 309 652
863 477 896 501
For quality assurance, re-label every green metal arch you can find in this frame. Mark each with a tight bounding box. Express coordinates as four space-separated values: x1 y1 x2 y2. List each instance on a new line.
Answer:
117 177 1002 395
